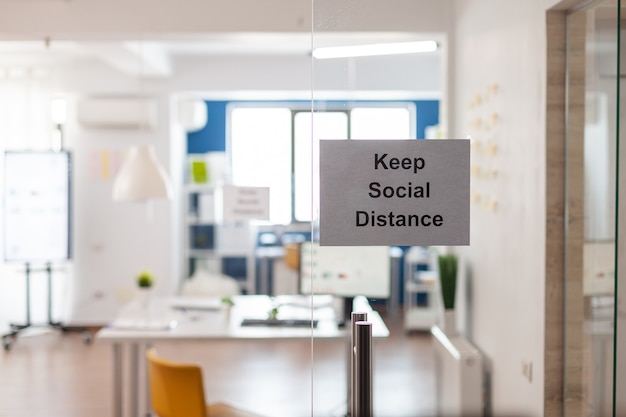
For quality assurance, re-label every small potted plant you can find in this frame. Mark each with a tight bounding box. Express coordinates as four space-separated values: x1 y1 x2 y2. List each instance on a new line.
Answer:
137 270 154 289
220 296 235 321
136 270 154 309
438 254 458 334
268 306 279 320
220 296 235 307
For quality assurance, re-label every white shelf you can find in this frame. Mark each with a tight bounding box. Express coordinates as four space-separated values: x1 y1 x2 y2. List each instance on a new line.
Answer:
184 183 216 193
405 280 436 294
188 249 217 257
187 218 215 226
405 308 439 330
404 258 440 331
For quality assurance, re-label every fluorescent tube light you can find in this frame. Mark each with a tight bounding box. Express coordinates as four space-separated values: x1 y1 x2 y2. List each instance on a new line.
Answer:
312 40 438 59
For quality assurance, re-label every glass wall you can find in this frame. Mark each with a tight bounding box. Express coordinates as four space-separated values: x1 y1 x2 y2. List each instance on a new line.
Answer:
564 0 621 415
308 4 444 416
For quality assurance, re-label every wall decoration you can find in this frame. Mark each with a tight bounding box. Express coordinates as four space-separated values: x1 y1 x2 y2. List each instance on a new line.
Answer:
467 82 501 213
89 149 121 181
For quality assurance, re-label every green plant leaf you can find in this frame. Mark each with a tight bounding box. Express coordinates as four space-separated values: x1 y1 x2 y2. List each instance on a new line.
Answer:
221 296 235 307
438 254 457 310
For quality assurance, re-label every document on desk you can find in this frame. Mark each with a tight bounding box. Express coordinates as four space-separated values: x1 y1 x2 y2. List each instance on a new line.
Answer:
241 318 319 328
169 297 223 311
109 318 178 331
275 295 334 309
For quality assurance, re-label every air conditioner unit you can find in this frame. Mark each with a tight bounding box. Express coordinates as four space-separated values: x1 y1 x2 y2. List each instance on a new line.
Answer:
77 97 158 129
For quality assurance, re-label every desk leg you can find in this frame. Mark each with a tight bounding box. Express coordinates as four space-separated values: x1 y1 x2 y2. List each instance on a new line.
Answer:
113 343 123 417
259 257 269 295
145 343 153 417
130 343 140 417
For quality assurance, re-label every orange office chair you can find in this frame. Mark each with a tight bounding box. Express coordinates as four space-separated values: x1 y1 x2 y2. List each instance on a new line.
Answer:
146 348 264 417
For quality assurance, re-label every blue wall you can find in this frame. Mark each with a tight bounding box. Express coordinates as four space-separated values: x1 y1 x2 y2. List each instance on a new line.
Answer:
187 100 439 154
188 101 229 153
414 100 439 140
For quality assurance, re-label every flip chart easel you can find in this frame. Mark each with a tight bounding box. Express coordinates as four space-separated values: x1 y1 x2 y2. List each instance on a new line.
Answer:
2 263 92 350
2 151 90 350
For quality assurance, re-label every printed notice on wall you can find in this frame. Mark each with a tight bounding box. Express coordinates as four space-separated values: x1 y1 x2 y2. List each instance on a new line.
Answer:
222 185 270 222
320 139 470 246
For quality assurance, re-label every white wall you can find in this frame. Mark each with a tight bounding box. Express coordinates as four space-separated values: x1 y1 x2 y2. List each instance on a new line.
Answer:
449 0 561 415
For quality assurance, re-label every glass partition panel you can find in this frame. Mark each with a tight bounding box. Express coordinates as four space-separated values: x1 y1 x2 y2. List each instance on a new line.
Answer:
614 1 626 415
309 3 443 416
564 1 621 415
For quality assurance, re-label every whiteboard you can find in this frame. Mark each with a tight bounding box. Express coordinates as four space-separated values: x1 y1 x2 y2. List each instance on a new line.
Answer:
299 242 390 298
3 151 71 262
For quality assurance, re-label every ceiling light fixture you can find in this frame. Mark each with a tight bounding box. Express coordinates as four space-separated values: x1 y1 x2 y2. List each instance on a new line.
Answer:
312 40 438 60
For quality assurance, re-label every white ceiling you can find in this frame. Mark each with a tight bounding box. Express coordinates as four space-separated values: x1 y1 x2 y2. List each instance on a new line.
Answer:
0 32 443 77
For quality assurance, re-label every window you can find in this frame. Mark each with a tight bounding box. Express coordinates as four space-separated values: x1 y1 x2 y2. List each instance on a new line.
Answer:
230 104 414 225
293 111 347 222
351 107 411 140
230 107 292 224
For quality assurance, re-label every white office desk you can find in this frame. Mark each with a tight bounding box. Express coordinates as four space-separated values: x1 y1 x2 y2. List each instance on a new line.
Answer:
96 294 388 417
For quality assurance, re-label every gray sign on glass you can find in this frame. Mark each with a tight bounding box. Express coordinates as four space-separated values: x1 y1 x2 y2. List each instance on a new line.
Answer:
320 139 469 246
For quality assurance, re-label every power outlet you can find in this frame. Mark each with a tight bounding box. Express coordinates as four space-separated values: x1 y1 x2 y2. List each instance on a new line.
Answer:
522 360 533 383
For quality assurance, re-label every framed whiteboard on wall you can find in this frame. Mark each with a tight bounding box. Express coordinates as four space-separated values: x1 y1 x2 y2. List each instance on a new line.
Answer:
3 151 71 263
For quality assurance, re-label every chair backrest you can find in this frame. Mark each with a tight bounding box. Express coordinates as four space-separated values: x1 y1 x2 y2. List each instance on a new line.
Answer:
146 348 207 417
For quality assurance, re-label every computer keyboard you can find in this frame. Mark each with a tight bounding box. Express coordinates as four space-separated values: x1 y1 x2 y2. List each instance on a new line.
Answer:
241 318 318 328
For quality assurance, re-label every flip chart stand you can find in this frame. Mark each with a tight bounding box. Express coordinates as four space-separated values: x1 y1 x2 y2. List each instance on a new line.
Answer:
2 263 92 351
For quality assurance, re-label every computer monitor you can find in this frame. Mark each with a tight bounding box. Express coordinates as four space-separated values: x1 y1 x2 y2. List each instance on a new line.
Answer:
298 241 391 299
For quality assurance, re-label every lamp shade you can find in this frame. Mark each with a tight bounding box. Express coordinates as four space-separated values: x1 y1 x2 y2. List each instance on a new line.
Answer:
112 145 173 201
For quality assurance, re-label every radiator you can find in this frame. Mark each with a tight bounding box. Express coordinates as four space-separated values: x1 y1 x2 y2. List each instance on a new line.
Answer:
431 326 484 417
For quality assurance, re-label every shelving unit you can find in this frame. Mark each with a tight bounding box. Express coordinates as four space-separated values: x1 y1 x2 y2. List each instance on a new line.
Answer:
403 248 440 332
184 184 217 277
183 184 255 294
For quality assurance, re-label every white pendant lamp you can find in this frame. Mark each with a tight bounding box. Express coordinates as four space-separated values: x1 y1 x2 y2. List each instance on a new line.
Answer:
112 144 173 201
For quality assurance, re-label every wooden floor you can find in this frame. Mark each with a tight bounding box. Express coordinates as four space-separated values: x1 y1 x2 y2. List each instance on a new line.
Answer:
0 312 436 417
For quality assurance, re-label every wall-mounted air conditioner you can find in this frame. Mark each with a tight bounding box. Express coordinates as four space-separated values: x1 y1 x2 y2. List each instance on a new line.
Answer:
77 97 158 129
